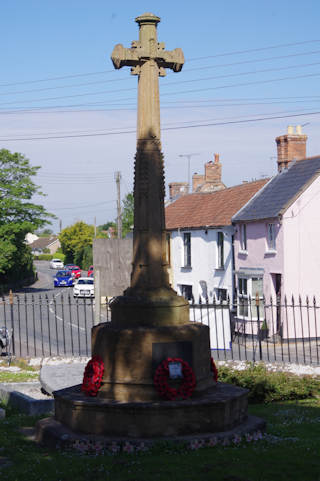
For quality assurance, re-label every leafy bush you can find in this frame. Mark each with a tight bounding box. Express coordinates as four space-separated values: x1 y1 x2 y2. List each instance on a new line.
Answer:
218 363 320 403
36 254 53 261
51 252 65 261
35 252 65 262
75 245 92 270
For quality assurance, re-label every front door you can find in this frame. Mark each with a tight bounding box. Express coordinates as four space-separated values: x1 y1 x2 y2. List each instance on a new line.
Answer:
275 274 282 333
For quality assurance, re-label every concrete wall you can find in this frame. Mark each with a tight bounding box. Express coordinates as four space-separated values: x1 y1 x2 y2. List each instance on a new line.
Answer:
93 238 132 298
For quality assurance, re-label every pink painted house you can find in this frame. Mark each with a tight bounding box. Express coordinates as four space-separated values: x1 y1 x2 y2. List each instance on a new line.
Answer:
232 127 320 340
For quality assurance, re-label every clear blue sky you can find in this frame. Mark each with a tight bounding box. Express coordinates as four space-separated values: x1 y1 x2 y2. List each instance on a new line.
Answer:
1 0 320 232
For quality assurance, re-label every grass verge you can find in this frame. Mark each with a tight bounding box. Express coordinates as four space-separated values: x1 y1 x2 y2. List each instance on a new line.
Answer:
0 358 39 383
0 398 319 481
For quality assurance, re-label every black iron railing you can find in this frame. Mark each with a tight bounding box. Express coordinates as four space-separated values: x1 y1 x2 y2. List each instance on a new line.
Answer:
0 292 111 358
0 292 319 365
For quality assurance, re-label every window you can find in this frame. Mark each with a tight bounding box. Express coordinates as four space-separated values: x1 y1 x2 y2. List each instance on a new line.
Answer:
237 276 264 319
215 288 228 302
166 232 171 266
217 231 224 269
238 278 248 317
180 284 193 301
267 223 276 250
240 224 247 251
183 232 191 267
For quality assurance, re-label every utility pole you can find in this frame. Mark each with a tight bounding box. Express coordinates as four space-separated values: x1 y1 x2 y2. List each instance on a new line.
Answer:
179 153 200 193
115 171 122 239
94 216 97 238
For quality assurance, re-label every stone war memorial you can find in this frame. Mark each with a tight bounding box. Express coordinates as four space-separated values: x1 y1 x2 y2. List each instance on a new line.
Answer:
36 13 264 447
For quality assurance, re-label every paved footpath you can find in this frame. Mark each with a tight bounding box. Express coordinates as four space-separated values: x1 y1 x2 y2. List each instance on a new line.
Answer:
39 360 88 395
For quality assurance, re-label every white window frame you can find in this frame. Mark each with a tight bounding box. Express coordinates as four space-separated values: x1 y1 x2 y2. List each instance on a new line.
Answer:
266 223 276 251
215 287 228 302
183 232 191 268
239 224 247 252
237 276 264 320
179 284 193 301
217 231 224 269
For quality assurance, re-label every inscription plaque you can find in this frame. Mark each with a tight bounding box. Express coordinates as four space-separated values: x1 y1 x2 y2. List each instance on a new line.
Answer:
152 341 192 374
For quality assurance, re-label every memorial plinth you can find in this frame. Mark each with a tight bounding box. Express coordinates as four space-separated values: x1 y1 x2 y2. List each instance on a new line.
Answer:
36 13 264 447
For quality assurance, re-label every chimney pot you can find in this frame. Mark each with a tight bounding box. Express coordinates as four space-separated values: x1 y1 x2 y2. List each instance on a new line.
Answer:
275 127 307 173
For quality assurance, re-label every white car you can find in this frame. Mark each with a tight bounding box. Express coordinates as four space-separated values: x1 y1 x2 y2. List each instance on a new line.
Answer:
50 258 64 269
73 277 94 298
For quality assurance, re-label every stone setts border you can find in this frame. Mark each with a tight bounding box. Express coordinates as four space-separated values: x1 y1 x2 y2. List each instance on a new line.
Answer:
36 414 266 454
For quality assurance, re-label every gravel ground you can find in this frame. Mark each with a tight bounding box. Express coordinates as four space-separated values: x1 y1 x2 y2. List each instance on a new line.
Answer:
216 359 320 376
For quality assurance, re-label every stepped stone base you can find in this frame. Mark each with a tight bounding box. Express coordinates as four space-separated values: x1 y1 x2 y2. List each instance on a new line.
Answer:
36 414 265 450
38 382 251 439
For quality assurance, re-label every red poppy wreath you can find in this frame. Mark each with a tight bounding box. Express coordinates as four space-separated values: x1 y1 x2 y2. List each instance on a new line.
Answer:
210 357 218 382
153 357 196 401
81 355 104 397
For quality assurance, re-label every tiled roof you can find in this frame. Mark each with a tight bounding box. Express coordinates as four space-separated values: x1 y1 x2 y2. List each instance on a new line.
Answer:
29 236 59 249
233 156 320 222
165 179 269 229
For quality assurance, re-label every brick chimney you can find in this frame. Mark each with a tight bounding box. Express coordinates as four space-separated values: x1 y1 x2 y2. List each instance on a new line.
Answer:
192 153 225 193
192 173 204 192
205 153 222 182
168 182 189 201
275 125 307 172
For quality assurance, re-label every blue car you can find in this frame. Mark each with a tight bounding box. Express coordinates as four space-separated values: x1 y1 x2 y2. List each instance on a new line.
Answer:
54 270 74 287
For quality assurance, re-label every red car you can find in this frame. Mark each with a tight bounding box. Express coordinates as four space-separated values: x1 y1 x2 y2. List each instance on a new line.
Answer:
64 264 81 279
87 265 94 277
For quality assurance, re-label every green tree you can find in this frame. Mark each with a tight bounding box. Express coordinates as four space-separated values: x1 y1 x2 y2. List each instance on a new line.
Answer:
97 192 134 239
75 245 93 270
0 149 54 284
36 228 53 237
59 221 94 266
121 192 134 238
98 221 116 232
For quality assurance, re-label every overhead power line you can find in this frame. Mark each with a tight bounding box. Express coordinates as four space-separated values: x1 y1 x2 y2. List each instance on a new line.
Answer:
6 107 317 139
50 200 116 210
1 95 320 116
185 49 320 72
2 49 320 96
0 70 116 88
0 76 129 96
1 110 319 142
187 39 320 61
1 70 320 110
1 39 319 88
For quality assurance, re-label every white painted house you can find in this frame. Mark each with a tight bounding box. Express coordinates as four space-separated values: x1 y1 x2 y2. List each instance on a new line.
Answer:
165 179 268 305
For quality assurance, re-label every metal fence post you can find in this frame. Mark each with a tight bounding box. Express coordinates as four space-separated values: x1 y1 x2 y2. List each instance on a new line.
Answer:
94 269 101 326
256 292 262 361
9 290 15 356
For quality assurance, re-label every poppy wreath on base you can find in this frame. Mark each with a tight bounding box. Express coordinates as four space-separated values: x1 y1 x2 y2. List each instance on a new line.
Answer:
210 357 218 382
81 355 104 397
153 357 196 401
